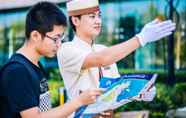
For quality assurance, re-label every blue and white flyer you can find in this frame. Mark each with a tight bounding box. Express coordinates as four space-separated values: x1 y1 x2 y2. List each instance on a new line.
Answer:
74 73 157 118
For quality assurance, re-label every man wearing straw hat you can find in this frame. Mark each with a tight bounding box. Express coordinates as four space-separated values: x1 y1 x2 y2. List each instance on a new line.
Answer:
57 0 175 117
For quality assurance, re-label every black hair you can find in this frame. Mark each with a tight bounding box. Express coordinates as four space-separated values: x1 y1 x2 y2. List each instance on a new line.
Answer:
25 1 67 39
69 15 81 32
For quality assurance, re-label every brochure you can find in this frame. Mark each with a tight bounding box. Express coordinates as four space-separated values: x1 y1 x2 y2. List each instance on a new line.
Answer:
74 74 157 118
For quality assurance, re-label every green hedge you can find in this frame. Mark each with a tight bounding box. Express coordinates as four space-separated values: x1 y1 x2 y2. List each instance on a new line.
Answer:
48 79 63 107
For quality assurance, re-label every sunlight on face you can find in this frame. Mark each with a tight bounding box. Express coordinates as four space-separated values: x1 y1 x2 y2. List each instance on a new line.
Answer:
79 10 102 38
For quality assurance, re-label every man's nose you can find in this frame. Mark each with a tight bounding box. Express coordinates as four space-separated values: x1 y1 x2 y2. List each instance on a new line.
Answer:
95 16 101 25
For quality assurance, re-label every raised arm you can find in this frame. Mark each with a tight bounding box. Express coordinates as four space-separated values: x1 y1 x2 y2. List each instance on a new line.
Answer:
82 19 175 69
83 36 140 69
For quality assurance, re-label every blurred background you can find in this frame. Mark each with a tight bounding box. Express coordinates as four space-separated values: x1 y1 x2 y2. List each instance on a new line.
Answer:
0 0 186 117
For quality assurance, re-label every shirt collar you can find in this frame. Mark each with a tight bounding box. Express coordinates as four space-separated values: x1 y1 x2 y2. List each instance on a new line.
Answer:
73 35 94 50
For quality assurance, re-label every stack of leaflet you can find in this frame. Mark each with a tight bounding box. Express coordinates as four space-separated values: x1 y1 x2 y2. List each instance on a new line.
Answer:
74 73 158 118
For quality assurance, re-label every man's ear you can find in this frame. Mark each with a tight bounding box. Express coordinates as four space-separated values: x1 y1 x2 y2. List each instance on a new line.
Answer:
71 16 80 27
30 30 42 42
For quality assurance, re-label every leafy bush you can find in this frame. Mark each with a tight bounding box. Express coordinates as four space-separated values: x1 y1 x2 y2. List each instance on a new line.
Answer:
48 68 63 82
170 83 186 108
48 79 64 107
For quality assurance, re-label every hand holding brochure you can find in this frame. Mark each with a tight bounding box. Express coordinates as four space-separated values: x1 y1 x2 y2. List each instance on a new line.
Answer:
74 74 157 118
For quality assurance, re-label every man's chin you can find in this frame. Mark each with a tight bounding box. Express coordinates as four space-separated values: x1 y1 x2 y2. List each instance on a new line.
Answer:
93 32 100 37
46 53 56 58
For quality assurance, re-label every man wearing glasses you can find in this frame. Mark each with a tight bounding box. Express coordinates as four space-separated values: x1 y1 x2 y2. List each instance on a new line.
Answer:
0 2 102 118
45 32 66 44
57 0 175 117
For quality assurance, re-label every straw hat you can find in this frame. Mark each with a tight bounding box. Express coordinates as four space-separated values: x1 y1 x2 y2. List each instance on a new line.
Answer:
66 0 100 16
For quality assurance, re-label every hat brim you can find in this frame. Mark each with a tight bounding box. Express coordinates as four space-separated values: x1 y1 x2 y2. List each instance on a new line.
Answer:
68 6 100 16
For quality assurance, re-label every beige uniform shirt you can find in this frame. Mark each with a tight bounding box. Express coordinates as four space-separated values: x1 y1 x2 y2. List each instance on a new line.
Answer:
57 35 120 100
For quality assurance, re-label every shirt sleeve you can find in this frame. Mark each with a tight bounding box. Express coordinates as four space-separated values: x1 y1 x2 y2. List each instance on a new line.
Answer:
95 44 121 78
57 43 89 74
1 63 39 113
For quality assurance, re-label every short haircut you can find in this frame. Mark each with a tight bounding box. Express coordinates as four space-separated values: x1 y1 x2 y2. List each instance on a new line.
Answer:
25 1 67 39
69 16 81 32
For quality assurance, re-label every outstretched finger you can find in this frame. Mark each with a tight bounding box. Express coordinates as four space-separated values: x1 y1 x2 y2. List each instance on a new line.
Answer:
156 20 173 27
157 22 176 33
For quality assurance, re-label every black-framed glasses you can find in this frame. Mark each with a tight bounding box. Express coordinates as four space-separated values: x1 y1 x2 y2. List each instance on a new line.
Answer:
45 32 66 43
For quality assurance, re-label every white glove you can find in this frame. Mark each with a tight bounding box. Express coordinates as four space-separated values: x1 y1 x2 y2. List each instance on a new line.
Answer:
136 19 176 47
133 86 156 102
141 86 156 101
